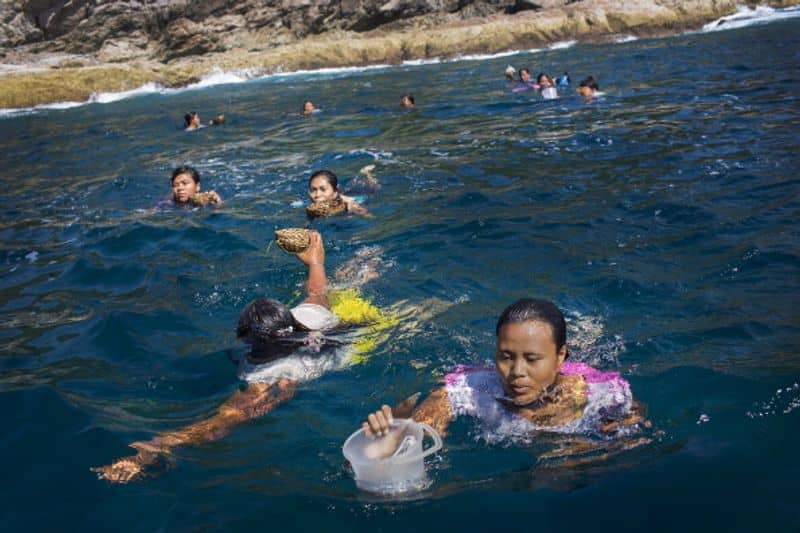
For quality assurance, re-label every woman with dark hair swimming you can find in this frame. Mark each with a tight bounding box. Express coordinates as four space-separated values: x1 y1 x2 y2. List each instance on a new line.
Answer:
92 232 391 482
359 298 646 459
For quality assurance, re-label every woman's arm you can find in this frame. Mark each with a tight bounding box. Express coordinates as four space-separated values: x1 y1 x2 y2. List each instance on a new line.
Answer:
92 378 296 483
340 194 372 217
295 231 329 308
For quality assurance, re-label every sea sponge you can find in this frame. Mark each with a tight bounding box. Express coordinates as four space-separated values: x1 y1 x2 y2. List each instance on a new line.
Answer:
306 197 346 218
274 228 311 253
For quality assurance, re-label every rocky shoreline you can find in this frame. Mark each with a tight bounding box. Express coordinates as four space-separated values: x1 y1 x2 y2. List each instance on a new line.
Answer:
1 0 797 109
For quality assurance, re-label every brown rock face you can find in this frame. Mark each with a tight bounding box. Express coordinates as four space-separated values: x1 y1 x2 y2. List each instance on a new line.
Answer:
0 0 564 59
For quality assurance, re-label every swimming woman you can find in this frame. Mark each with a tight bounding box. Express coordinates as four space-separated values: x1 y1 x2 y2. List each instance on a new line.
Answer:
302 100 318 115
92 231 385 482
537 73 559 100
400 94 415 109
184 111 202 131
512 68 539 92
577 76 601 98
306 169 375 218
165 165 222 207
361 298 645 457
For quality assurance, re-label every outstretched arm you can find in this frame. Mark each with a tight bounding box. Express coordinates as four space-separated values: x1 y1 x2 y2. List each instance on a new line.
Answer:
340 194 372 218
296 231 329 308
93 378 296 483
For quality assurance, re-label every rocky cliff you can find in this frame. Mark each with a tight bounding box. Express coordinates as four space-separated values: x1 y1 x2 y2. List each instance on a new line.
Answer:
1 0 798 108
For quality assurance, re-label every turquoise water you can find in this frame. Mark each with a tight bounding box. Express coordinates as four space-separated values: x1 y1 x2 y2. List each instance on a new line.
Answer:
1 19 799 531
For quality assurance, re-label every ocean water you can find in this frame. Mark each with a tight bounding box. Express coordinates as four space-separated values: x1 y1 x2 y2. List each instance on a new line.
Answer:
1 15 799 532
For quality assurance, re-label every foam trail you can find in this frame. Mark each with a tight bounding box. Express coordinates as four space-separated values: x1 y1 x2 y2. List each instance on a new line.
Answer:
700 5 800 33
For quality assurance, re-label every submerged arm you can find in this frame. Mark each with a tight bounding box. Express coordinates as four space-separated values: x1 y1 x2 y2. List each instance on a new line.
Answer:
93 378 296 483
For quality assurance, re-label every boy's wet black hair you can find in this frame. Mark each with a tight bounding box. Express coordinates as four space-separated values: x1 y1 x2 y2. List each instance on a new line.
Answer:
171 165 200 185
495 298 568 358
309 169 339 191
579 76 599 90
237 298 305 361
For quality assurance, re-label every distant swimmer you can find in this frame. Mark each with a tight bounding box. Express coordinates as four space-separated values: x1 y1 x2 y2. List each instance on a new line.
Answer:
302 100 318 115
556 71 571 87
306 169 374 218
184 111 202 131
164 165 222 207
513 68 539 92
400 93 415 109
504 65 517 81
577 76 601 98
537 73 559 99
184 111 225 130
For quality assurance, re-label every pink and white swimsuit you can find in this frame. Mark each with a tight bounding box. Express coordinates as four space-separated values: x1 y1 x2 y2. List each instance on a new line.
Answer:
443 362 633 443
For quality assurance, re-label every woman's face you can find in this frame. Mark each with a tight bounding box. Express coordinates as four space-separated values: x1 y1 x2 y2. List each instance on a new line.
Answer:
577 86 595 98
303 101 315 114
308 176 336 203
172 173 200 203
495 320 566 406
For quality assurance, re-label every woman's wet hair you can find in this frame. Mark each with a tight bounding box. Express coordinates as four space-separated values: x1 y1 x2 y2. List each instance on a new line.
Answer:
579 76 599 90
184 111 198 127
401 93 415 105
171 165 200 184
496 298 568 355
536 72 551 85
237 298 306 361
309 169 339 191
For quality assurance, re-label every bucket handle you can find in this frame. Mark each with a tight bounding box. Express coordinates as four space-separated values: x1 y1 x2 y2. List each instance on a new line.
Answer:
419 423 443 458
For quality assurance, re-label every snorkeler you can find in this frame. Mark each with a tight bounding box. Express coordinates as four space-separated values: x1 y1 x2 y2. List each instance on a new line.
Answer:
302 100 317 115
360 298 646 459
577 76 601 98
166 165 222 207
537 73 559 99
305 168 375 218
400 93 415 109
91 231 388 483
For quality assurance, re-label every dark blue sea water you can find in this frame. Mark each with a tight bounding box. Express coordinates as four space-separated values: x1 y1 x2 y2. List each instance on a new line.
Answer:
1 17 799 532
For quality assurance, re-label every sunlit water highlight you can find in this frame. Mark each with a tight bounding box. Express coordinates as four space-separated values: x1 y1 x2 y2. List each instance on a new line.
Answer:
0 17 799 532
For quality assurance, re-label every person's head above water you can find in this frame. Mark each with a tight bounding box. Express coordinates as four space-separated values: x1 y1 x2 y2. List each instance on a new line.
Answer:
494 298 569 406
519 68 532 82
237 298 306 361
504 65 516 81
577 76 600 97
303 100 316 114
400 93 415 108
171 165 201 203
537 73 554 87
184 111 200 129
308 169 339 203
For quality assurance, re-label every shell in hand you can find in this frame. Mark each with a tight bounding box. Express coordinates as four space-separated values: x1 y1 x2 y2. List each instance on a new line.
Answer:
306 197 346 218
275 228 311 253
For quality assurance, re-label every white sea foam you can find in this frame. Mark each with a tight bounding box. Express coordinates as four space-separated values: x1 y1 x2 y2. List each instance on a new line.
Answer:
700 5 800 33
548 40 577 50
615 35 639 43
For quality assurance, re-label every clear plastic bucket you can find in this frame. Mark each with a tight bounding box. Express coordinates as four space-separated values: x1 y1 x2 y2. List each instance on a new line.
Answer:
342 419 443 494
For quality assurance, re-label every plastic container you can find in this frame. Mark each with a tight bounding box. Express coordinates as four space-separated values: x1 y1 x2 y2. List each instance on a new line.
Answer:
342 419 443 494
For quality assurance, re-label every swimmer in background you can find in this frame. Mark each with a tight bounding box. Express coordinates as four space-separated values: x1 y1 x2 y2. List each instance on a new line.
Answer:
359 298 647 460
400 93 415 109
513 68 539 92
302 100 318 115
306 168 376 218
92 231 391 483
577 76 601 99
184 111 225 130
504 65 517 82
556 71 571 87
537 73 559 99
164 165 222 207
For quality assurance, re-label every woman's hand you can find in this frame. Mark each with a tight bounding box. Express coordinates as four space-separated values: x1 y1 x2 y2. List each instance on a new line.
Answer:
296 231 324 267
361 405 409 460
